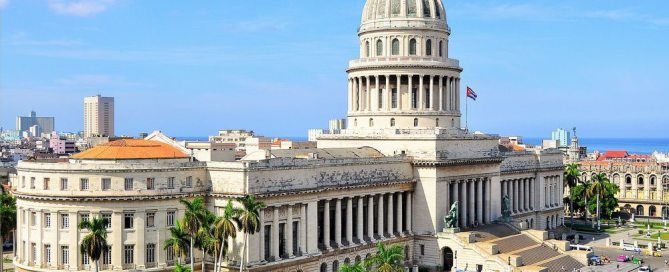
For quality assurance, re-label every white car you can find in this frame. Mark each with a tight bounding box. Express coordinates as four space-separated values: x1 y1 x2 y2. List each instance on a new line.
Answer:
638 266 651 272
623 245 641 252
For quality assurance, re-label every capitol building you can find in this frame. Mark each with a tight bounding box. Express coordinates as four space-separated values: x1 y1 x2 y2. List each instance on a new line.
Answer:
13 1 584 272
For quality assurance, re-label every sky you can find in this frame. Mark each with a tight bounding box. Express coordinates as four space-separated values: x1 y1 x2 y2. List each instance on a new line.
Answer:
1 0 669 138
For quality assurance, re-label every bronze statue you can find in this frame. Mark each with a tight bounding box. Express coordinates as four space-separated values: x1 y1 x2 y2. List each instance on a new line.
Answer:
502 195 511 218
443 202 459 228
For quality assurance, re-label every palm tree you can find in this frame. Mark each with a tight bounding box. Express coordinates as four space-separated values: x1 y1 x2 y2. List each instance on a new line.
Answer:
79 217 109 272
364 242 405 272
214 200 240 272
588 173 609 230
236 195 266 272
0 188 16 272
164 220 190 264
180 196 207 272
339 261 366 272
173 261 192 272
564 163 580 228
196 210 218 272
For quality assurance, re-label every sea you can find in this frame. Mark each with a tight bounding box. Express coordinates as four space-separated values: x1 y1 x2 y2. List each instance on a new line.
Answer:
176 137 669 155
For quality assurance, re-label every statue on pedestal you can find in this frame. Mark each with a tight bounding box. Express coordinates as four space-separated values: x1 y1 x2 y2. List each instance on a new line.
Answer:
501 195 512 219
443 202 459 230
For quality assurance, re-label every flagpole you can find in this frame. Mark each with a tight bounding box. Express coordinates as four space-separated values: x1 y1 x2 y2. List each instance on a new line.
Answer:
465 88 468 132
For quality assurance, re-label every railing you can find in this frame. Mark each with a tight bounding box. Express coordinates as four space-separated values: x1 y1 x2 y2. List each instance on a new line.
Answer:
349 56 460 68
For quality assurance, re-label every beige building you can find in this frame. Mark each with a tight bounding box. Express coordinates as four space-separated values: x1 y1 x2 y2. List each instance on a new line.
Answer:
13 1 582 272
84 95 115 138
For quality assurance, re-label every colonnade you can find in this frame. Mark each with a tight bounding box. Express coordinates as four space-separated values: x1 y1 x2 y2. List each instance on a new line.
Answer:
446 178 490 228
544 175 562 208
500 178 535 214
348 75 460 114
258 203 309 261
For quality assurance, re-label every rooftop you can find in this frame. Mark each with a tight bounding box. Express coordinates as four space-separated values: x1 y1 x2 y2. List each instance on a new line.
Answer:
71 139 189 160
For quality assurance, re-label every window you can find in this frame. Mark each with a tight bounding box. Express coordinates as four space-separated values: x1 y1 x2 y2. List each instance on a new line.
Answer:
31 243 36 263
391 88 398 108
80 213 90 224
390 118 396 127
44 213 51 228
146 178 155 190
124 213 134 229
167 177 175 189
21 176 25 188
44 244 51 264
146 212 155 228
167 211 176 227
365 41 370 57
369 118 374 127
30 177 35 189
146 243 156 264
411 88 418 108
420 244 425 255
391 39 400 55
30 212 36 226
102 178 111 191
82 251 90 265
102 246 111 265
124 245 134 264
414 118 419 127
426 39 432 56
60 178 68 190
436 118 440 127
166 247 175 262
439 41 443 56
409 39 417 55
185 176 192 188
80 178 89 190
102 213 112 228
61 246 69 265
425 87 431 108
378 89 383 109
376 40 383 56
43 178 50 190
61 214 70 229
124 178 133 190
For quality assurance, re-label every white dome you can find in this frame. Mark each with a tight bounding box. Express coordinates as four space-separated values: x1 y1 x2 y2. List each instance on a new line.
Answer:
360 0 448 33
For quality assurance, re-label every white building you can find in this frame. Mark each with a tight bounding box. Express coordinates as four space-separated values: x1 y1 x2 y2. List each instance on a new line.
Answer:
84 95 115 138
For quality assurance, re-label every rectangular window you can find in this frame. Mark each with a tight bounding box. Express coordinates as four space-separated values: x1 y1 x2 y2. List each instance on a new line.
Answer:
391 88 398 108
102 246 111 265
31 243 36 264
43 178 50 190
425 88 431 109
378 89 383 109
420 244 425 256
61 246 69 265
124 213 134 229
80 178 89 190
61 214 70 229
21 176 25 188
185 176 192 188
60 178 68 190
166 247 174 262
44 244 51 264
102 178 111 191
166 211 175 227
80 213 90 224
30 212 36 226
167 177 175 189
146 243 156 263
411 88 418 108
146 212 155 228
102 213 112 228
44 213 51 228
124 245 134 264
30 177 35 189
146 178 155 190
124 178 133 190
82 251 90 265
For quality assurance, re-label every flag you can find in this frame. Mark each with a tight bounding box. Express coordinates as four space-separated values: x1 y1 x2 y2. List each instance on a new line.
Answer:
467 86 478 101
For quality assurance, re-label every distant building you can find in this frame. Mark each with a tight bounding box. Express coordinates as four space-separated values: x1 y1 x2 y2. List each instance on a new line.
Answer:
209 129 271 154
28 125 41 137
16 111 55 134
84 95 115 138
49 132 77 155
551 128 571 147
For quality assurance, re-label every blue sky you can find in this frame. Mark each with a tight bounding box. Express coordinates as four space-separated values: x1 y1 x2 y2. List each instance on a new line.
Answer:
1 0 668 138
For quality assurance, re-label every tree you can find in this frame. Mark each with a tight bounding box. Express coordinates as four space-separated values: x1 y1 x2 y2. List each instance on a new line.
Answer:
571 180 619 224
79 217 109 272
180 196 207 272
564 163 580 227
0 188 16 272
236 195 266 272
165 220 190 264
214 200 241 272
588 173 609 230
364 242 405 272
196 210 218 272
339 261 366 272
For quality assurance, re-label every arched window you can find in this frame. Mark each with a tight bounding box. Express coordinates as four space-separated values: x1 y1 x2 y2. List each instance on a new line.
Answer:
638 176 644 186
390 118 396 127
626 175 632 185
439 41 443 57
320 263 327 272
650 206 657 217
409 39 417 55
376 40 384 56
365 41 370 57
355 256 361 263
332 260 339 272
391 39 400 55
426 39 432 56
369 118 374 127
344 258 351 265
413 118 419 127
651 176 656 186
636 205 644 216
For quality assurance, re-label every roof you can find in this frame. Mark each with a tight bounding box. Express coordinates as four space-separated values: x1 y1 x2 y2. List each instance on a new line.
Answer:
597 150 629 161
72 139 189 160
242 147 385 161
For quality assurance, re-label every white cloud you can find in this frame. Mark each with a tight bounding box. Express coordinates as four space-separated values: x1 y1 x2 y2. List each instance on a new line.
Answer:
0 0 8 9
47 0 116 17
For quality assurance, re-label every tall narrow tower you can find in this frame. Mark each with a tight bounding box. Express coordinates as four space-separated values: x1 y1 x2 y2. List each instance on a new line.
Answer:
346 0 463 130
84 95 115 138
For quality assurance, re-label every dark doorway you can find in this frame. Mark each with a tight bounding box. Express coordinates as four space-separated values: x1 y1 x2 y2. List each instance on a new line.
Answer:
443 247 454 271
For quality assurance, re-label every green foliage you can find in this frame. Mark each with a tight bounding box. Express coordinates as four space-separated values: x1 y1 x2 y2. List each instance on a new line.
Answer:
364 242 405 272
570 178 619 219
164 220 190 261
564 163 580 189
79 217 109 268
236 195 266 235
339 261 366 272
173 261 192 272
0 188 16 238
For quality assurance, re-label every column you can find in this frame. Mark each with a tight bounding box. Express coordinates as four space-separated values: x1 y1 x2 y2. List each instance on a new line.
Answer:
519 179 524 212
428 75 435 110
529 179 533 211
487 178 492 223
397 74 402 110
377 194 385 238
524 179 529 211
346 198 353 245
286 205 294 257
406 192 412 233
68 212 78 267
387 193 394 236
136 211 146 268
258 208 265 260
408 75 414 109
476 179 483 225
367 196 375 240
453 181 460 228
335 199 342 247
272 207 279 259
385 75 391 110
347 78 352 112
468 180 475 226
397 193 403 234
439 76 444 111
366 76 371 111
446 76 451 111
375 75 380 111
323 200 331 250
357 197 364 243
111 211 123 268
460 181 467 228
418 75 424 110
501 180 506 198
357 77 363 112
512 180 517 213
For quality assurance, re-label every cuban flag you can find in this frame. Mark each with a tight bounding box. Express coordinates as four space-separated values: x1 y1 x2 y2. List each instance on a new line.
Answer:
467 86 478 101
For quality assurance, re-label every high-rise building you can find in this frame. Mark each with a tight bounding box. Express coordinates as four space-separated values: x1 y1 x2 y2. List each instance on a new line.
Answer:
551 128 571 147
15 111 55 134
83 95 115 138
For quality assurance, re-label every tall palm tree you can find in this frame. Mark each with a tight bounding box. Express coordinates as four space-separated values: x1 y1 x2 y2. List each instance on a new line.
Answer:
588 173 609 230
79 217 109 272
0 188 16 272
214 200 240 272
164 220 190 264
236 195 266 272
180 196 207 272
564 163 580 228
339 261 366 272
364 242 404 272
196 210 218 272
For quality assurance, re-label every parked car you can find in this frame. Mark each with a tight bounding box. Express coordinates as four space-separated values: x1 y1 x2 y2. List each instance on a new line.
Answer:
623 245 641 252
638 266 651 272
616 255 629 262
589 256 602 265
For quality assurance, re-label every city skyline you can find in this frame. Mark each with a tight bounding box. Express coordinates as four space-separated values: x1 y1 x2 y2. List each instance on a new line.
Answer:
2 0 669 138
